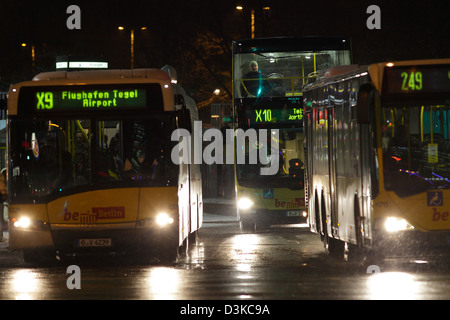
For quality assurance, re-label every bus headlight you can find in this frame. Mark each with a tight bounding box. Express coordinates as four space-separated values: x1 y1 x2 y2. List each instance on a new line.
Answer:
384 217 414 232
13 217 31 229
238 197 254 210
156 213 174 226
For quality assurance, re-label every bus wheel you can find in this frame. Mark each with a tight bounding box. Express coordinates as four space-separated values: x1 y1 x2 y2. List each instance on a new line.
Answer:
345 242 365 262
188 230 198 246
325 237 345 259
239 218 256 233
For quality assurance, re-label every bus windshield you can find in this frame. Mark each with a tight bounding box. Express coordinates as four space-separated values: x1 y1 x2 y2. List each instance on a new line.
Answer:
382 104 450 196
236 128 303 189
234 50 351 98
9 116 178 203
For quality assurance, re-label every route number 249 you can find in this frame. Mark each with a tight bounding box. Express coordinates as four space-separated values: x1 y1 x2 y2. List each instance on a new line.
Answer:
401 71 422 91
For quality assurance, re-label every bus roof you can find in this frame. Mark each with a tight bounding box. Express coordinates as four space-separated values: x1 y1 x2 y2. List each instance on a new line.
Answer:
31 68 171 82
232 36 351 54
304 58 450 93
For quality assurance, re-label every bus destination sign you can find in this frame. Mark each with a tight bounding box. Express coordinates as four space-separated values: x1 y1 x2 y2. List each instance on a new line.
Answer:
34 88 147 111
246 106 303 125
383 65 450 94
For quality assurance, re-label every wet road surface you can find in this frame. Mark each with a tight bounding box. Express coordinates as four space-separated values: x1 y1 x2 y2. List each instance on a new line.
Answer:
0 212 450 301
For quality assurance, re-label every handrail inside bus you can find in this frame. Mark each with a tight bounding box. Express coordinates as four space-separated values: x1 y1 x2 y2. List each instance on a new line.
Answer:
75 120 89 143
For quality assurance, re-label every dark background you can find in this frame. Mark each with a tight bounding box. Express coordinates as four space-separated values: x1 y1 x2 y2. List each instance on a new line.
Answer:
1 0 449 106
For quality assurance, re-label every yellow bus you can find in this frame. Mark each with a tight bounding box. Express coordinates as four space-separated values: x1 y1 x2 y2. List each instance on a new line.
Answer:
232 37 351 231
6 68 202 263
303 59 450 258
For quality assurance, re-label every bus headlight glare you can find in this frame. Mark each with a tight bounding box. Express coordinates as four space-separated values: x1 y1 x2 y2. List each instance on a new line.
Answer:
384 217 414 232
13 217 31 229
156 213 174 226
238 197 254 210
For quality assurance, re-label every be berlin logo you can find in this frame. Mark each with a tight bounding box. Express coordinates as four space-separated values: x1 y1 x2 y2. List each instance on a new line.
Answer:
171 121 280 176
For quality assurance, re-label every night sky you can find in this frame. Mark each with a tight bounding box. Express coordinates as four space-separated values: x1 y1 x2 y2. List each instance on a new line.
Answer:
1 0 449 105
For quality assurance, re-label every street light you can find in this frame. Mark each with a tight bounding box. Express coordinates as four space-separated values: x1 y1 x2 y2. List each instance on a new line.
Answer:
235 3 270 39
21 43 36 75
118 26 147 69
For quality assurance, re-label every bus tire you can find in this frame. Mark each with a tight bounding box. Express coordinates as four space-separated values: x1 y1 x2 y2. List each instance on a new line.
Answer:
188 230 198 246
239 218 256 233
326 238 345 259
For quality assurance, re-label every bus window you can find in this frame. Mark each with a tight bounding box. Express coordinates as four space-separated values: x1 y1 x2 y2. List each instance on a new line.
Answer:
236 129 303 189
382 104 450 195
9 116 178 202
235 50 351 98
11 120 73 198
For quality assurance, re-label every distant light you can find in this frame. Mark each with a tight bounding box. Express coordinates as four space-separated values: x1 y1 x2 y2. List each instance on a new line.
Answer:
213 88 220 95
141 27 147 30
236 5 243 10
21 43 27 47
56 62 68 69
164 84 169 88
386 62 395 67
342 39 346 43
118 26 125 30
263 6 270 10
56 61 108 69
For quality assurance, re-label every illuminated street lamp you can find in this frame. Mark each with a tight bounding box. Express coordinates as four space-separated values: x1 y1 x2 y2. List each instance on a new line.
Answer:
21 43 36 75
235 2 270 39
118 26 147 69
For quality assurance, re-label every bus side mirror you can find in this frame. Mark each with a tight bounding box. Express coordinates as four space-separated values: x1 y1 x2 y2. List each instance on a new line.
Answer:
357 83 376 124
175 94 192 132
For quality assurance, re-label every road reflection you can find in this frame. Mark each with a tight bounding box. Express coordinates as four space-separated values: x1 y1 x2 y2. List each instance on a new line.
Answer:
145 267 182 299
10 269 41 300
366 272 422 300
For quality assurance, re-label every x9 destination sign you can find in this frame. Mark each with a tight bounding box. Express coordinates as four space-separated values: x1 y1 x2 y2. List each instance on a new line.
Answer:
17 83 164 115
36 89 145 110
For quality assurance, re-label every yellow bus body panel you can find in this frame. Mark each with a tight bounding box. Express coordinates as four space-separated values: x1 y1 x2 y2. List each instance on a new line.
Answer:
237 185 305 210
138 187 178 219
374 190 450 231
47 188 140 224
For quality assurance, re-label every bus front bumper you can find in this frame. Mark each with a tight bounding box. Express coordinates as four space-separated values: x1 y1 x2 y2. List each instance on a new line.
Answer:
9 220 178 253
239 208 307 226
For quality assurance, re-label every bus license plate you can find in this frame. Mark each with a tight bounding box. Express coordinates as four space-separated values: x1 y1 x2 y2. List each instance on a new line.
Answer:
77 238 112 247
286 211 301 217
